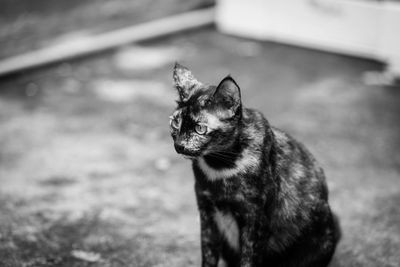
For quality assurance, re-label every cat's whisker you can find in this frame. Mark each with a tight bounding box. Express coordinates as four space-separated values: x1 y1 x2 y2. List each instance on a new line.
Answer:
205 152 237 165
208 150 242 157
207 155 234 165
204 152 233 162
207 151 240 161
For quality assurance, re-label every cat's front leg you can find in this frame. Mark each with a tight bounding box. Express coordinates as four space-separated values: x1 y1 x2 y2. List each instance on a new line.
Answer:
199 209 220 267
239 216 259 267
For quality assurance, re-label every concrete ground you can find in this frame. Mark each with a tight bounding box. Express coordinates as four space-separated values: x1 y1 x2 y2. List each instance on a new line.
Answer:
1 3 400 267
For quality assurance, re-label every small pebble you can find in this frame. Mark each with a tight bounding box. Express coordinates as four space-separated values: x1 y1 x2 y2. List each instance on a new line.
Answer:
71 250 101 262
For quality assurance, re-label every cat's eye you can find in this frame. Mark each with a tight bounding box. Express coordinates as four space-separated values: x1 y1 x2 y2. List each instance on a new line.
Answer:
169 116 181 130
195 124 207 135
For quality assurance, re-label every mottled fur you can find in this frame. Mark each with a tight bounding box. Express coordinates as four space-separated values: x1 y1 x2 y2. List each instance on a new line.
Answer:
170 63 341 267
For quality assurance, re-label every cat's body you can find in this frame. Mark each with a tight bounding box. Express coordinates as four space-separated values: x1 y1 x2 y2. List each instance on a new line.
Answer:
170 63 340 267
193 108 340 267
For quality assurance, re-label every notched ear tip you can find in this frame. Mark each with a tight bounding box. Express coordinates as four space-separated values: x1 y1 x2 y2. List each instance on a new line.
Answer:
173 62 191 82
172 63 202 101
173 61 188 71
173 62 182 83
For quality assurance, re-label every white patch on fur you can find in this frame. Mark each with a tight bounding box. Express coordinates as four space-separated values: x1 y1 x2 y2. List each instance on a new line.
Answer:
272 128 288 145
217 257 228 267
214 210 239 251
201 190 211 197
204 113 224 130
197 149 258 180
244 125 264 144
292 163 305 180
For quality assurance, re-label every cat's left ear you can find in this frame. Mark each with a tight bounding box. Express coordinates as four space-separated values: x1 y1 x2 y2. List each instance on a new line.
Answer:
213 76 242 116
173 62 203 101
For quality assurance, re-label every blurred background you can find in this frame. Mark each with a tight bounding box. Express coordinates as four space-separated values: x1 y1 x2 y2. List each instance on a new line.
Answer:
0 0 399 266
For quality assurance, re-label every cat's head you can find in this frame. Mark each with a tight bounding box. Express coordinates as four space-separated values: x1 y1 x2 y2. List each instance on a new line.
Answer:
170 63 242 158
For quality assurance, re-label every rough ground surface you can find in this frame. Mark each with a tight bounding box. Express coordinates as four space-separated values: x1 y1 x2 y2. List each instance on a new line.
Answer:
1 2 400 267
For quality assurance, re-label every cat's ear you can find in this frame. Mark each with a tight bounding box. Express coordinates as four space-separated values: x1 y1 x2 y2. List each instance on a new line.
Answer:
173 62 202 101
213 75 241 116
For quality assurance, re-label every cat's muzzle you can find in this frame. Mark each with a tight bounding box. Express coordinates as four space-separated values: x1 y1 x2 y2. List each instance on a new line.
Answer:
174 143 200 157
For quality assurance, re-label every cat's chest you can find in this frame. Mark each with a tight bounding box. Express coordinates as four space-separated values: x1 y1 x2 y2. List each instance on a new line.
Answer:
193 158 261 213
196 182 243 251
201 186 242 204
196 179 248 217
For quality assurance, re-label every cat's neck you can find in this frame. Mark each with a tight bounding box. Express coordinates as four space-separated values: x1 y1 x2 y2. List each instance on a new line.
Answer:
196 146 259 181
202 137 243 170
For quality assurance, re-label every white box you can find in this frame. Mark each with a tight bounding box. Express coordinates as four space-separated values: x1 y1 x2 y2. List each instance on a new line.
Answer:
216 0 400 74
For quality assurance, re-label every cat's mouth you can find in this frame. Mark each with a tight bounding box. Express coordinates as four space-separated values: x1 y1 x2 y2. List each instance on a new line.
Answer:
183 154 197 160
178 151 201 159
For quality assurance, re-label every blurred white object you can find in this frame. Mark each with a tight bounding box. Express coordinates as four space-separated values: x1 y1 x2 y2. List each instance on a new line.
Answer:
114 46 182 71
91 80 166 103
216 0 400 76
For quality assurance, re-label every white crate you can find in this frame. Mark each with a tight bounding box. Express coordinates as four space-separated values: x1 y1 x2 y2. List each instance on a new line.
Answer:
216 0 400 74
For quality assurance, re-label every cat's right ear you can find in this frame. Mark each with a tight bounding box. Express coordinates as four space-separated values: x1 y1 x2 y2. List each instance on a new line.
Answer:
213 75 242 117
173 62 202 101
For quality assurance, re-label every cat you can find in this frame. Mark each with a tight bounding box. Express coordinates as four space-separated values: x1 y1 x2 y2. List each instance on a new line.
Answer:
169 63 341 267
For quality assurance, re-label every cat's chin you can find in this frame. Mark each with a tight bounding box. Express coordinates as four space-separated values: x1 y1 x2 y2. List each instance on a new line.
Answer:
177 150 202 160
183 155 197 160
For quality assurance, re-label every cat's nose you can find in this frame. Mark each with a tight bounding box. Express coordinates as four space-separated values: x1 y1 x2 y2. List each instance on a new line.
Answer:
174 143 185 154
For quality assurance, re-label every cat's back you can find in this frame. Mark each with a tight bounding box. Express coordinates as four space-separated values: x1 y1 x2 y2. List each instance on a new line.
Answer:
270 126 326 182
270 126 328 198
267 126 334 237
